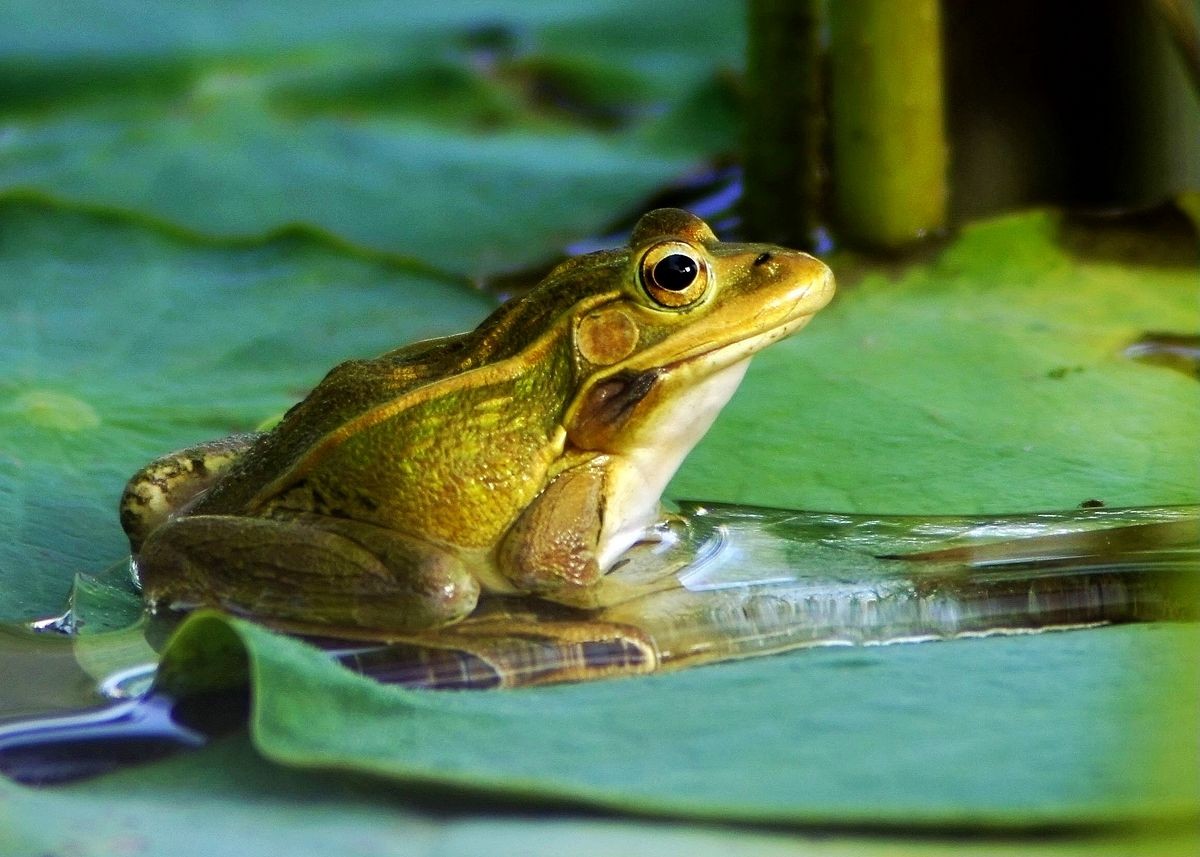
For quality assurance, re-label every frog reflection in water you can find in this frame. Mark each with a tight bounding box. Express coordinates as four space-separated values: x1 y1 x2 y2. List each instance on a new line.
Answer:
120 209 834 634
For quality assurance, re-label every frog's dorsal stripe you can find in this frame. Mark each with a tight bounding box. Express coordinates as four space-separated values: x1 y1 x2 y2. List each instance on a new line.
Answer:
244 291 620 513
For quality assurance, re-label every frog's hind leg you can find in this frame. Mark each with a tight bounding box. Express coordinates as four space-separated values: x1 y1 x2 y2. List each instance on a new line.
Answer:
136 514 480 633
120 433 261 551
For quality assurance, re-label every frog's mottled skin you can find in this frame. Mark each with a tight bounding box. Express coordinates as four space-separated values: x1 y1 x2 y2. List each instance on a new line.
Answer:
121 209 834 633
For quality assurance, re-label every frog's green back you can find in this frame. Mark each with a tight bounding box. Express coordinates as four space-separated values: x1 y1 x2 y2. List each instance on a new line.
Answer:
192 249 628 518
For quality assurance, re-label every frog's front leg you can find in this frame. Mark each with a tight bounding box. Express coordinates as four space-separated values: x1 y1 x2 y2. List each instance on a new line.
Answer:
499 457 658 609
136 513 479 633
120 433 261 551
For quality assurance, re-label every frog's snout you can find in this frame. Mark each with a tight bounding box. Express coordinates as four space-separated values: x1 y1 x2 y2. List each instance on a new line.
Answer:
802 262 836 310
783 254 835 318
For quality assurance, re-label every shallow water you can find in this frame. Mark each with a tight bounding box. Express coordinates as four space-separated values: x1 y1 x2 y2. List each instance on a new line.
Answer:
325 502 1200 687
1 502 1197 783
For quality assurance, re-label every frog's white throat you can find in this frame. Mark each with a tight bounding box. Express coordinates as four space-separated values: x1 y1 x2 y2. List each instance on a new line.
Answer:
595 356 751 570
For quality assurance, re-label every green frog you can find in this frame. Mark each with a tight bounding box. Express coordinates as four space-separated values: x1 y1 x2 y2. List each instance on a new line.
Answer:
120 209 834 634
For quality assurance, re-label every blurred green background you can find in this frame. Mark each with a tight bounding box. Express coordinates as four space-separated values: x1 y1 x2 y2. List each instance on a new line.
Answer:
1 2 1197 854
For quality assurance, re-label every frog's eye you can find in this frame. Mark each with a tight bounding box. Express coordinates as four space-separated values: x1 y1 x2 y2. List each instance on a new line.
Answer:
639 242 709 308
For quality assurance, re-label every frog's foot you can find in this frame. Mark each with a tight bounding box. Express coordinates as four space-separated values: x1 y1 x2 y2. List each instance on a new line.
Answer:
135 514 479 633
120 433 261 551
403 611 661 686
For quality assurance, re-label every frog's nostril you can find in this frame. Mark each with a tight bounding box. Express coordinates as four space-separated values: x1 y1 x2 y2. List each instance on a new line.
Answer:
753 252 772 267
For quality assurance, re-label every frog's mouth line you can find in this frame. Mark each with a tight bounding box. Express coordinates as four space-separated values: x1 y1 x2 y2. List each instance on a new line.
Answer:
665 309 819 377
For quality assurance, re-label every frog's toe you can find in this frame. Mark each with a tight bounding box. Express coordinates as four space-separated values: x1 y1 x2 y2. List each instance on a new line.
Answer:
119 433 259 551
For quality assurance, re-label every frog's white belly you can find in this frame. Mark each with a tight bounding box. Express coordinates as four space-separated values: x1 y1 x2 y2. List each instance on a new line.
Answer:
596 357 751 569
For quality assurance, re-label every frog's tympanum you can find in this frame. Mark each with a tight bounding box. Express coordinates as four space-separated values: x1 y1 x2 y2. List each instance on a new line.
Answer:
121 209 834 633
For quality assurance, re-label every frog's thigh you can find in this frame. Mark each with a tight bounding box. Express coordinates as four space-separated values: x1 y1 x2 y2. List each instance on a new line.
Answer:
120 433 261 551
499 458 609 599
137 514 479 632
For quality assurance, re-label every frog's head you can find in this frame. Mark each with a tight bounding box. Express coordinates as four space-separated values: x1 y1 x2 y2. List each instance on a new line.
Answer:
559 207 834 456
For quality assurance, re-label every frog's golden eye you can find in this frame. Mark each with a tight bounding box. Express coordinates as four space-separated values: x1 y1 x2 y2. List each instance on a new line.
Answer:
639 242 709 308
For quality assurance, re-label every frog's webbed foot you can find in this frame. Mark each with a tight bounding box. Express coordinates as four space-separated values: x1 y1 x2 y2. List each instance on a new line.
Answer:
120 433 261 551
136 513 479 633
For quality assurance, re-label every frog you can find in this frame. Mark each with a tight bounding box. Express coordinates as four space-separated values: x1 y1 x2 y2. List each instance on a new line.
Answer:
120 208 834 635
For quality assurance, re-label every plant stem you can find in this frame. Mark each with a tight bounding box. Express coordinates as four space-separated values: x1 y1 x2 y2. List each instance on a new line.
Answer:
828 0 949 248
742 0 823 250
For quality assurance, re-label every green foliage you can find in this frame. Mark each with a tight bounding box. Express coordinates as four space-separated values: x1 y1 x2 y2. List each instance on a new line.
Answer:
10 737 1194 857
0 2 1196 855
0 0 741 274
156 615 1199 826
678 211 1200 512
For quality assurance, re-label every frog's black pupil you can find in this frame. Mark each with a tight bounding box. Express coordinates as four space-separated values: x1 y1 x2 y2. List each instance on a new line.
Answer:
653 254 698 291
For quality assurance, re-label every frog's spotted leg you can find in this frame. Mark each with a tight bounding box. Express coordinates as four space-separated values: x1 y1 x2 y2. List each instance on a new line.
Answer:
120 433 261 552
135 513 480 633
